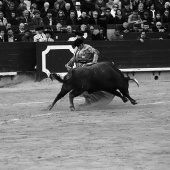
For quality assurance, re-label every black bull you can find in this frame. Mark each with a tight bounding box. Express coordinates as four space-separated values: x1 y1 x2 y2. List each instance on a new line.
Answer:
48 62 139 110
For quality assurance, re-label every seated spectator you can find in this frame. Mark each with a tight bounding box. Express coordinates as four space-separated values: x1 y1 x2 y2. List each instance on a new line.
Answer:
121 0 131 8
33 26 46 42
66 25 73 34
152 22 166 32
128 10 142 24
16 1 27 17
106 0 114 9
164 2 170 11
30 3 38 18
114 0 122 9
77 11 89 25
79 24 88 32
68 30 84 41
114 9 126 24
43 30 54 42
100 6 106 16
154 0 165 15
0 1 5 17
81 0 95 14
32 10 44 26
56 10 67 25
5 23 12 34
95 0 106 12
7 12 18 25
162 9 170 23
18 0 27 11
0 11 8 26
66 10 78 25
5 1 17 20
131 23 140 32
144 0 153 10
121 22 131 33
89 11 100 25
0 29 5 42
142 11 152 26
122 3 133 22
111 4 119 18
75 2 81 18
137 3 145 19
89 25 96 40
88 10 93 18
110 29 124 40
149 4 156 24
98 7 108 28
94 27 108 40
105 7 114 24
154 13 162 24
32 1 44 11
63 3 72 18
79 24 89 38
71 0 77 8
43 9 56 26
54 0 66 11
53 23 63 33
21 29 33 42
40 2 50 18
17 9 34 25
52 2 60 18
137 31 150 43
132 0 140 10
141 22 151 32
14 22 25 34
4 28 20 42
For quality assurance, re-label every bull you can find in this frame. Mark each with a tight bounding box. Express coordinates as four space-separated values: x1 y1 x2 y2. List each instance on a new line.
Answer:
48 62 139 111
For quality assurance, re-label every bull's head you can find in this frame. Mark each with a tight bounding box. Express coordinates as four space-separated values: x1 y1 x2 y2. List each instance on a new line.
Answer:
126 76 139 87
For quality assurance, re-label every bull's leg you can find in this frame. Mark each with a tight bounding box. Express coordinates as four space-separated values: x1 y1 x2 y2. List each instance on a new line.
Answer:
113 90 128 103
69 89 84 111
120 90 137 105
48 90 70 110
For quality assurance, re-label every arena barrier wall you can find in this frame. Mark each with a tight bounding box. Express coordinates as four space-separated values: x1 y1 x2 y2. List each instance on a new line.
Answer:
36 40 170 81
0 42 36 72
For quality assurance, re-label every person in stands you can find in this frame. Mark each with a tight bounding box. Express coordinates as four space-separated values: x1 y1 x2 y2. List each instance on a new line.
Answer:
0 29 5 42
21 29 33 42
43 30 54 42
110 29 124 40
4 28 20 42
68 30 84 41
137 31 150 43
33 26 46 42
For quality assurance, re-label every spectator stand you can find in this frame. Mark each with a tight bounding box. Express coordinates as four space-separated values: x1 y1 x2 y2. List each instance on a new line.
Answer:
107 24 170 40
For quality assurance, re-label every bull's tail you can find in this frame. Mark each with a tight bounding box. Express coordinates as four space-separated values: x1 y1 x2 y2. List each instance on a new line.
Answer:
50 73 63 83
126 76 139 87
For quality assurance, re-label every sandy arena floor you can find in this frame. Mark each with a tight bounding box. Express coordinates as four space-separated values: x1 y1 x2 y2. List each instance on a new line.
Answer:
0 79 170 170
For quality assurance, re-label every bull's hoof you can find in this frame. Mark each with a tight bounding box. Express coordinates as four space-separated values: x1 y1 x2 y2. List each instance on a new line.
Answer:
122 97 128 103
70 106 75 111
47 105 53 110
131 100 138 105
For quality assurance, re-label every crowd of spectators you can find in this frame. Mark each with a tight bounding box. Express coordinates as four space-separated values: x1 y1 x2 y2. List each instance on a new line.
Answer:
0 0 169 42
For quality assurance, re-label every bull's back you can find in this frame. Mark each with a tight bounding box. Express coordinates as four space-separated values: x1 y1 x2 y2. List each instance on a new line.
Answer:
73 62 124 90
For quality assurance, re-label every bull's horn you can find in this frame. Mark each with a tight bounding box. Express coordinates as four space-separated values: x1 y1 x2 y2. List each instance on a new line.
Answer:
130 78 139 87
